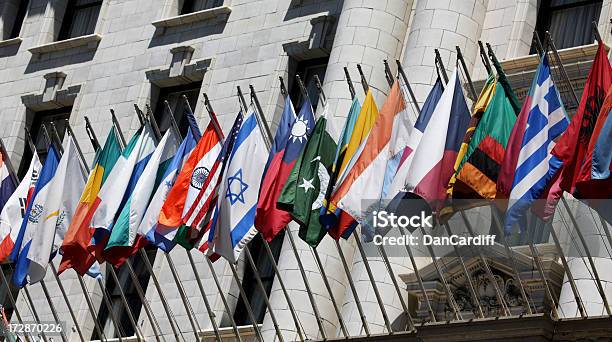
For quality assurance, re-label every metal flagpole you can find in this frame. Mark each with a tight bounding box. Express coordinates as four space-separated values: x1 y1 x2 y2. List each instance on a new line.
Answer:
456 46 478 101
334 240 370 335
75 118 164 342
434 49 449 84
243 82 327 340
96 276 125 340
349 72 413 330
204 258 243 342
395 225 437 321
240 86 316 340
442 223 485 318
445 49 511 316
49 264 85 342
138 249 183 341
323 70 415 332
123 259 164 342
383 60 394 88
356 64 370 93
343 67 357 99
478 41 493 75
279 76 289 97
488 207 536 315
21 285 48 341
560 198 612 316
416 226 463 320
0 266 26 328
84 116 101 152
351 231 394 330
110 109 128 147
395 60 421 114
247 83 307 341
77 273 107 341
384 65 458 326
185 251 222 342
544 27 611 316
163 252 201 341
0 140 38 336
227 261 264 342
39 280 69 342
244 247 285 341
107 111 183 340
144 105 162 141
107 266 144 340
328 72 371 335
457 212 511 317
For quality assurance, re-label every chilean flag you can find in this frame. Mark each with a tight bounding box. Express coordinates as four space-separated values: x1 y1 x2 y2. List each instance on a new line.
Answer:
256 96 314 242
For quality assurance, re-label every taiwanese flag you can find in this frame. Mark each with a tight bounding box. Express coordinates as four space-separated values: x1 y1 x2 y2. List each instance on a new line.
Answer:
575 85 612 198
551 41 611 195
256 96 315 242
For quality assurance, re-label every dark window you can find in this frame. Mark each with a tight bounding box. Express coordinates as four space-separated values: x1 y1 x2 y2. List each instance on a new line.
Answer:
181 0 223 14
18 108 71 178
234 231 284 325
152 82 202 138
58 0 103 40
288 57 328 112
7 0 29 39
533 0 602 51
92 249 157 340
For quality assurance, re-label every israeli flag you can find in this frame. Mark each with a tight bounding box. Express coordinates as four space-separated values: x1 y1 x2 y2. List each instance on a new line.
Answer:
208 109 267 263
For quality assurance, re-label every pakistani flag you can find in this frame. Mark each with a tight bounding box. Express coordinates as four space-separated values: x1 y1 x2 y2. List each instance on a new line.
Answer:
278 109 336 247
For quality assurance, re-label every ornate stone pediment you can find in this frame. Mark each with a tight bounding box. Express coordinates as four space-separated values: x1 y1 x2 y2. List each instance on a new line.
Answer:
400 243 564 322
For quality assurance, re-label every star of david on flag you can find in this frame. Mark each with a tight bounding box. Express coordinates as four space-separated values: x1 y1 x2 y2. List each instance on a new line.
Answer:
226 169 248 205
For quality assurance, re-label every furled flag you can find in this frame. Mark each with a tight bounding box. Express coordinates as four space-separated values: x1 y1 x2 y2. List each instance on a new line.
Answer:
88 125 156 262
0 153 40 262
576 85 612 198
59 126 122 276
208 109 268 263
26 134 86 284
498 55 569 234
321 91 379 239
331 80 418 240
256 97 315 242
450 73 517 203
144 107 202 251
104 129 179 266
445 74 497 200
384 79 443 203
12 145 60 287
157 116 222 248
551 40 612 195
0 145 16 212
279 105 337 247
389 70 472 212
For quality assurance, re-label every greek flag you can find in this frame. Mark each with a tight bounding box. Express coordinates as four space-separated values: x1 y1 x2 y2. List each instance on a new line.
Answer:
504 56 569 233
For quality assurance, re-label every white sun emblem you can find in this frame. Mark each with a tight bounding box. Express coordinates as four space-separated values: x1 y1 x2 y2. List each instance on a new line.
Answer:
290 116 309 143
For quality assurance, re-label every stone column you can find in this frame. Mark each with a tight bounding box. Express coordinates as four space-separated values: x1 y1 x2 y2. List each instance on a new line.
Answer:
556 199 612 318
400 0 486 103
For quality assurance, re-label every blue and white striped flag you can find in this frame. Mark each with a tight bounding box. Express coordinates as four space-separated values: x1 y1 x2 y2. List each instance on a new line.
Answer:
208 109 267 263
504 55 569 233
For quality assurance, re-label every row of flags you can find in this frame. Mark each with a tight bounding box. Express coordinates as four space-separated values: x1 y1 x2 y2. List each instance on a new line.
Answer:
0 41 609 292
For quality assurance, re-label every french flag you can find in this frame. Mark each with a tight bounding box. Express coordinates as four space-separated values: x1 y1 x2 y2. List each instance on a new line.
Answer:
390 70 471 213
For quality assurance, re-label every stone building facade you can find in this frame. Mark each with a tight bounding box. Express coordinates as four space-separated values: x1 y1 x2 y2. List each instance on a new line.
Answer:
0 0 610 341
